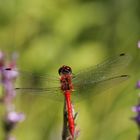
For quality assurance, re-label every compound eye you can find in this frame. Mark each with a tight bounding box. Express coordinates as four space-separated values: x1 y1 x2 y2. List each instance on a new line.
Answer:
58 67 63 75
65 66 72 73
58 65 72 75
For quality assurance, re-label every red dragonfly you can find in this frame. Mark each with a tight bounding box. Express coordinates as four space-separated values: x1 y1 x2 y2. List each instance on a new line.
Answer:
4 53 131 138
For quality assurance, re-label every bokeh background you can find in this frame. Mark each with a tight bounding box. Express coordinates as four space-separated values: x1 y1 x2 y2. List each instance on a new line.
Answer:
0 0 140 140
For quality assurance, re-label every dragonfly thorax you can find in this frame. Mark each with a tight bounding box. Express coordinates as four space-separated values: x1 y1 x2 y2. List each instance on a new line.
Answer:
60 74 73 92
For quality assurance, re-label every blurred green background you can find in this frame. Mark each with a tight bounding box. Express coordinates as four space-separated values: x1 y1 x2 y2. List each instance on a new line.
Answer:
0 0 140 140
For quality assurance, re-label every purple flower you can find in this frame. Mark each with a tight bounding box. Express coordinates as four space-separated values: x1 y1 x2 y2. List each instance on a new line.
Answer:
133 115 140 126
0 51 25 140
132 80 140 138
8 136 16 140
138 41 140 49
7 111 25 123
132 104 140 127
137 81 140 89
132 105 140 112
4 111 25 133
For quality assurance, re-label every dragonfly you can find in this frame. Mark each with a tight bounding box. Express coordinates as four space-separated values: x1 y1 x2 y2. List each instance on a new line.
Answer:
4 53 132 138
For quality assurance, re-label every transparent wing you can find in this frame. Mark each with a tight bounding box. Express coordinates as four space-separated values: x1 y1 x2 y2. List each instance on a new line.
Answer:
4 68 59 87
15 87 64 101
3 68 64 101
72 53 132 99
3 53 132 101
71 75 129 101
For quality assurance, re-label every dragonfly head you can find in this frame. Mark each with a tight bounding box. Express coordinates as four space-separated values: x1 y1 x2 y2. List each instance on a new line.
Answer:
58 65 72 75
